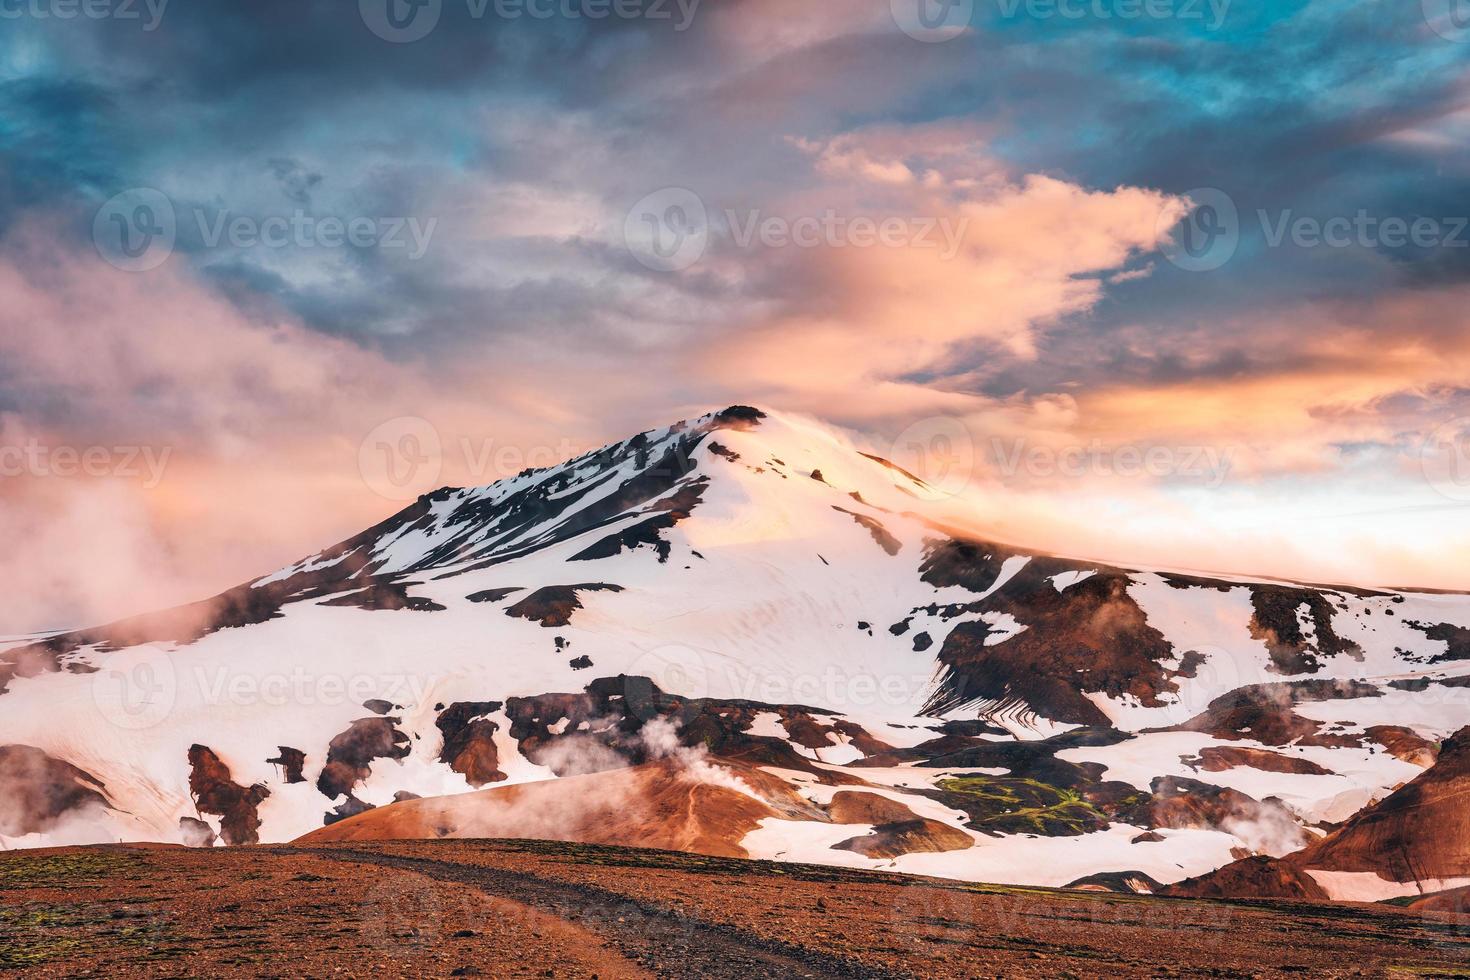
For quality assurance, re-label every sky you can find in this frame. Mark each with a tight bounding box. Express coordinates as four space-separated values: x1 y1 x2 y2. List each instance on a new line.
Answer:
1 0 1469 632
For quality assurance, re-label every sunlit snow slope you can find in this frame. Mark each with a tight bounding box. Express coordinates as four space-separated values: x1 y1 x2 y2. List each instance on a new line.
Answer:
1 407 1466 894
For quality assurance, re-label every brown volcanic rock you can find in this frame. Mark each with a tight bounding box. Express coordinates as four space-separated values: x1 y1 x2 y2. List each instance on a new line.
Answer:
832 818 973 859
1170 678 1379 747
503 675 874 785
187 745 268 845
1404 884 1470 918
504 584 625 627
1296 725 1470 883
436 701 507 787
1365 725 1440 768
1149 776 1302 845
297 758 799 858
1190 746 1333 775
0 745 111 836
827 791 924 825
316 716 411 798
1172 726 1470 900
1247 585 1363 674
827 791 975 856
918 542 1192 726
1163 855 1330 901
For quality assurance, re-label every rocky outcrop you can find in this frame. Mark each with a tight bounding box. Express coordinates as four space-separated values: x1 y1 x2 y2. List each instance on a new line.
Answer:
187 745 268 845
919 543 1197 726
1187 746 1333 775
0 745 111 836
1163 855 1330 900
316 717 411 804
827 791 971 858
1297 726 1470 883
504 584 625 627
1365 726 1440 768
435 701 506 787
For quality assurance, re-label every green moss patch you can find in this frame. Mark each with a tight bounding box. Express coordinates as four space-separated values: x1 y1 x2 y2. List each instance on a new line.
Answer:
935 775 1108 836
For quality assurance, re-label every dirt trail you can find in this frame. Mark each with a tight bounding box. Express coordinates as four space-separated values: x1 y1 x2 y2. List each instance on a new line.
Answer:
284 846 897 980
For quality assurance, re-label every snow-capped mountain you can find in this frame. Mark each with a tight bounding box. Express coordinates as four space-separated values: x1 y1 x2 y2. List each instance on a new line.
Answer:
2 407 1467 898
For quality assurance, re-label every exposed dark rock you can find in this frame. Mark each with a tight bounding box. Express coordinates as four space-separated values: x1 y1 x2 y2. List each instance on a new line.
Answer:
1403 621 1470 664
466 587 523 604
1064 870 1165 893
503 584 626 627
319 580 446 612
919 541 1190 726
712 405 766 428
435 701 507 788
833 818 973 858
316 718 411 800
1186 746 1333 776
362 699 395 716
1247 585 1363 674
1163 855 1329 900
0 745 111 836
323 795 375 826
178 816 217 847
267 746 307 784
187 744 269 845
569 655 593 670
911 631 932 652
1168 679 1379 747
503 676 878 784
1149 776 1300 844
569 480 707 564
831 507 901 555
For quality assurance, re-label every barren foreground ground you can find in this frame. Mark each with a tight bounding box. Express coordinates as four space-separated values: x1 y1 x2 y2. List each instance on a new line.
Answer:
0 840 1465 978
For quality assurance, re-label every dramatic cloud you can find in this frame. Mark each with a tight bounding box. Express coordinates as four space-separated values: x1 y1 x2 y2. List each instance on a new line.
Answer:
2 1 1468 629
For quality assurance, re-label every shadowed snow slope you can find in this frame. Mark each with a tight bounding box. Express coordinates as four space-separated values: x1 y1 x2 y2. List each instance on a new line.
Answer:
1 406 1466 894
